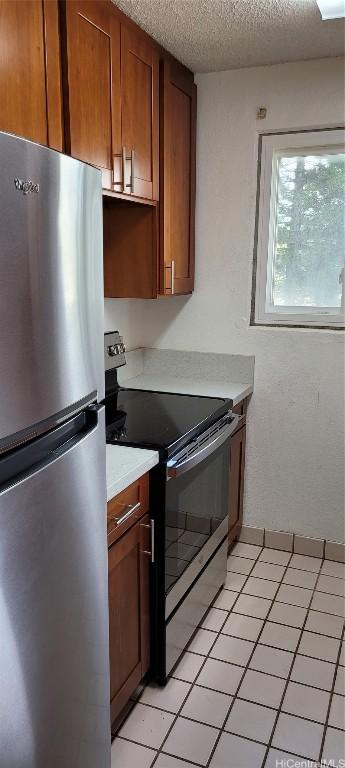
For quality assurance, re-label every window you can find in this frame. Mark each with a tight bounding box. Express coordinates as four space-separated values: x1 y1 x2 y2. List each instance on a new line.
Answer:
253 129 345 328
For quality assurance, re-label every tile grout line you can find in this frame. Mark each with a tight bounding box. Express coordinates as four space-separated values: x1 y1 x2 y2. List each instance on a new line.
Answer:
148 544 264 767
202 544 270 767
114 552 246 719
125 682 343 730
317 620 345 763
201 547 294 768
261 554 333 766
116 734 203 768
112 548 258 748
125 669 344 719
113 545 344 767
120 548 343 757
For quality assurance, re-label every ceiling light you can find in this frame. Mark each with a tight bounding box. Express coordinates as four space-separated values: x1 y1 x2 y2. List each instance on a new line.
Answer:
316 0 345 19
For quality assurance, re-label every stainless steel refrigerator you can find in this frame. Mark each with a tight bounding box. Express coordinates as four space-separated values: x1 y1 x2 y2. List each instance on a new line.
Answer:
0 132 110 768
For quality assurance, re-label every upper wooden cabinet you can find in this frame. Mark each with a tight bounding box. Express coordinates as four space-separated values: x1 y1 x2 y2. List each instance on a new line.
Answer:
121 26 159 200
103 58 197 299
1 0 196 295
0 0 63 150
60 0 121 191
104 200 158 299
61 0 159 200
160 61 196 295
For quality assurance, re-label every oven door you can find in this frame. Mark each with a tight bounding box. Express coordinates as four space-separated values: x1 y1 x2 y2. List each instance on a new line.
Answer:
164 414 240 618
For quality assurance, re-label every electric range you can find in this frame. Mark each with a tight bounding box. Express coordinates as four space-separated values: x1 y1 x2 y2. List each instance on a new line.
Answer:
105 386 232 458
104 332 242 683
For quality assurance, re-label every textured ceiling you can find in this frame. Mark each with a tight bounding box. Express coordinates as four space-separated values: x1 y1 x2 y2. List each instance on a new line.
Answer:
113 0 345 72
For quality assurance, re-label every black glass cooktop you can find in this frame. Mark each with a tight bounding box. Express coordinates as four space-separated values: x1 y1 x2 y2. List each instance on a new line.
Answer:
105 388 231 459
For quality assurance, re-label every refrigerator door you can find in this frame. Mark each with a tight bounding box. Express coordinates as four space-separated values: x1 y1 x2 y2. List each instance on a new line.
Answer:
0 131 104 453
0 407 110 768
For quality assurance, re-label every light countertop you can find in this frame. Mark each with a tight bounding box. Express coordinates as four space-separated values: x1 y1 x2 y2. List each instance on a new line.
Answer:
106 445 159 502
121 373 253 406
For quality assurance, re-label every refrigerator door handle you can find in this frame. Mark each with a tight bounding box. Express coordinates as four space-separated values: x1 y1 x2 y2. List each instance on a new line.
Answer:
0 406 103 492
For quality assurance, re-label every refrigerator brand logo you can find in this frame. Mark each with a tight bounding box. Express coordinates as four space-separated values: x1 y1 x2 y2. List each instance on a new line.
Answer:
14 178 40 195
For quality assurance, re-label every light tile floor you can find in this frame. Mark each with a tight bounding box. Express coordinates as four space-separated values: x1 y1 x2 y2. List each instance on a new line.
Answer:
111 543 345 767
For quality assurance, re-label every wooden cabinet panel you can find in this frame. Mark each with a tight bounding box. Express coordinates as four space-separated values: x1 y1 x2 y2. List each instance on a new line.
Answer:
0 0 62 149
61 2 158 199
103 200 158 298
232 399 249 418
108 522 141 721
61 0 121 190
108 510 151 723
121 25 159 200
44 0 64 150
107 473 151 723
160 61 196 295
228 424 246 545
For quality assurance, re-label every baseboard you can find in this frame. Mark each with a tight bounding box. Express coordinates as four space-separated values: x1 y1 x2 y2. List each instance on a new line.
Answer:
238 525 345 562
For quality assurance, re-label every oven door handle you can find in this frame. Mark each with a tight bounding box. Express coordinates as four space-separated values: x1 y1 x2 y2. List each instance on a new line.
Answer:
167 415 241 478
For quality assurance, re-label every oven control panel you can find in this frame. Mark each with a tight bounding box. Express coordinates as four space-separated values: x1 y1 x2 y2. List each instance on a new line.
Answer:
104 331 126 371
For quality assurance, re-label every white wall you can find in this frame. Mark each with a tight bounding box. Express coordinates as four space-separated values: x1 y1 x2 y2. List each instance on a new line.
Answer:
104 298 145 347
107 57 345 543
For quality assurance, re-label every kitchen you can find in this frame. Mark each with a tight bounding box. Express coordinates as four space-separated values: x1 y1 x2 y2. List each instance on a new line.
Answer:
0 1 344 767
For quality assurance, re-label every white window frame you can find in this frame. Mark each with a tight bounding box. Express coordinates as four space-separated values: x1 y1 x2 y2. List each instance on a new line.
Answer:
254 128 345 328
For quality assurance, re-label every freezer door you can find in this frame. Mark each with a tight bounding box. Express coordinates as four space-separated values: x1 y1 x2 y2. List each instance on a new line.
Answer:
0 407 110 768
0 131 104 453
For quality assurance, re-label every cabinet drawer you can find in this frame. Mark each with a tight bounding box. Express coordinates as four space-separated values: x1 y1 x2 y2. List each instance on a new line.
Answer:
107 473 149 546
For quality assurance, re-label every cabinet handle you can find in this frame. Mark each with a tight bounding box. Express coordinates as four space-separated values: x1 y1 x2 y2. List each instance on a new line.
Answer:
123 148 135 194
114 501 140 527
112 153 124 192
164 260 175 294
140 518 155 563
122 146 127 192
130 149 135 193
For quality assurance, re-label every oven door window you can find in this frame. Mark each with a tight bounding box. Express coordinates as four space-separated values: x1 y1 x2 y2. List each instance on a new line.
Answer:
165 439 230 593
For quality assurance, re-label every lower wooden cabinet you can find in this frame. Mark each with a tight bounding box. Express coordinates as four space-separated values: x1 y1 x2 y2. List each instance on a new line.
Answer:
108 475 151 724
228 400 248 545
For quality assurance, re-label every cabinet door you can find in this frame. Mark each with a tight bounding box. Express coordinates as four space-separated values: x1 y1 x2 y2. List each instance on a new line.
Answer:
62 0 121 190
160 61 196 295
0 0 62 149
108 514 150 723
228 425 246 545
121 25 159 200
